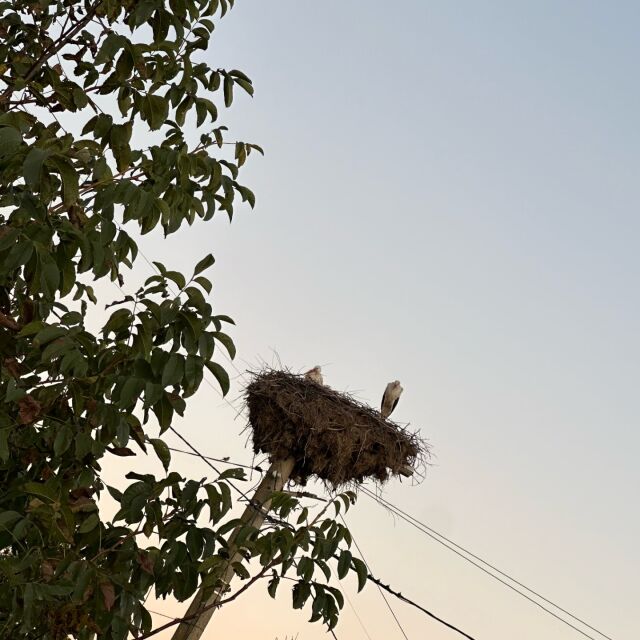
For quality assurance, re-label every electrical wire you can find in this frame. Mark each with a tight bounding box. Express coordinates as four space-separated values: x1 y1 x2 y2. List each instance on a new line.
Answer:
360 486 611 640
148 450 479 640
107 242 259 507
103 228 611 640
339 514 410 640
167 446 264 473
342 588 374 640
365 574 477 640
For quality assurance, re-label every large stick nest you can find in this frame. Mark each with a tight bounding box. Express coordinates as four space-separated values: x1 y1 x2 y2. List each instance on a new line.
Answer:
244 369 428 486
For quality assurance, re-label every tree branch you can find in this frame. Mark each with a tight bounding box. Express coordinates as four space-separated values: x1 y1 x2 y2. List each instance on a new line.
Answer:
137 563 275 639
0 1 103 102
0 311 21 331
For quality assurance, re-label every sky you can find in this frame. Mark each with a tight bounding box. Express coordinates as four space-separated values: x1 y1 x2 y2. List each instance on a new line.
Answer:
99 2 639 639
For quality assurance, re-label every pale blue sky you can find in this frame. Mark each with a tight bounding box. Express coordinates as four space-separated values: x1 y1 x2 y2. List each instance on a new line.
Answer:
110 2 640 638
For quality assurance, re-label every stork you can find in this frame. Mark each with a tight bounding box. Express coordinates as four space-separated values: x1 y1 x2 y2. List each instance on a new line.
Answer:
381 380 403 419
304 366 323 385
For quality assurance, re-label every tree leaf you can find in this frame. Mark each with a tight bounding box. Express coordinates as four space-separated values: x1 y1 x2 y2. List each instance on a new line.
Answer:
212 331 235 359
0 125 21 157
152 394 174 433
267 574 280 598
144 94 169 130
38 251 60 298
193 253 215 276
50 155 79 205
23 148 49 186
337 549 351 579
223 74 233 107
53 424 73 456
78 513 99 534
161 353 184 387
150 438 171 471
204 361 229 396
352 558 368 592
99 581 116 611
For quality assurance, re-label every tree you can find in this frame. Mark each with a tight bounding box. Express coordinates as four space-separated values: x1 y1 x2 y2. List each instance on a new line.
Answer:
0 1 365 637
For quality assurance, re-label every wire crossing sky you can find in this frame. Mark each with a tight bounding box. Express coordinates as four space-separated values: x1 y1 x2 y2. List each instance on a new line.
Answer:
100 1 640 638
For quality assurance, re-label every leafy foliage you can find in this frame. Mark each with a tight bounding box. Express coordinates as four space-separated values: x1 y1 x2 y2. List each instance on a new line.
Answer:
0 1 363 638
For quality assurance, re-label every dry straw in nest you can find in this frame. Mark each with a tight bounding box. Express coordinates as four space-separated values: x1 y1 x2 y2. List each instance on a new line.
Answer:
244 369 428 486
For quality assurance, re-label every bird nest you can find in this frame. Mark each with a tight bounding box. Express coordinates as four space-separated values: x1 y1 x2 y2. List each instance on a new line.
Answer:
244 369 428 486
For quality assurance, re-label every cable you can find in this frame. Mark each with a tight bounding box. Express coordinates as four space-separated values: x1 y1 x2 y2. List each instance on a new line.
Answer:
109 251 258 507
342 588 374 640
339 515 409 640
149 450 479 640
167 426 256 506
363 486 611 640
360 487 609 640
167 446 264 473
361 486 614 640
365 574 477 640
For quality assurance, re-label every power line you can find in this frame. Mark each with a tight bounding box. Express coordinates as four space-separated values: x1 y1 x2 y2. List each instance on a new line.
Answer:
108 244 260 508
360 486 611 640
148 449 479 640
339 514 410 640
342 588 374 640
365 574 477 640
167 446 264 473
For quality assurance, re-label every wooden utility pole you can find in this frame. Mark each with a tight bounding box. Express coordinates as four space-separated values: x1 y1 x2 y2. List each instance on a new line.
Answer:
171 457 296 640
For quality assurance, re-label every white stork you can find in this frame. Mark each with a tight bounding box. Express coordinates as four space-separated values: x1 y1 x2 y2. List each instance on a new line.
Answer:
304 366 323 385
381 380 403 419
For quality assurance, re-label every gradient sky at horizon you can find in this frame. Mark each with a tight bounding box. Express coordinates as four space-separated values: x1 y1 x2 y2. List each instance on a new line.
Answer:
101 2 639 638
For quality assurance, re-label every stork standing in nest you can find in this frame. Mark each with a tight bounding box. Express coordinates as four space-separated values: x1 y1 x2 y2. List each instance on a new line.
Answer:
304 365 323 385
381 380 403 419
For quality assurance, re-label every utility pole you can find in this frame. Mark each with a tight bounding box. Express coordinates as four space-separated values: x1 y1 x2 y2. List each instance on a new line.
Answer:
171 457 296 640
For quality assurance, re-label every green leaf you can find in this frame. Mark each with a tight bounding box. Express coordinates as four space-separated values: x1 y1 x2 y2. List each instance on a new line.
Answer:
152 394 174 433
0 226 18 251
217 468 245 481
38 251 60 298
50 155 79 205
337 550 351 579
23 482 57 502
165 270 186 290
267 574 280 598
144 94 169 130
33 325 66 346
193 253 215 276
212 331 235 359
204 361 229 396
161 353 184 387
292 581 311 609
53 424 74 456
352 558 368 592
150 438 171 471
0 428 9 463
118 377 143 408
223 74 233 107
4 237 33 271
231 561 250 579
78 513 99 534
297 556 314 582
23 148 50 186
0 510 21 528
193 276 212 294
0 126 21 157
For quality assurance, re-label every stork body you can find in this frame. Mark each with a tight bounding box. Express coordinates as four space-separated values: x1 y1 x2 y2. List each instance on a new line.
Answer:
304 366 323 385
381 380 403 419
